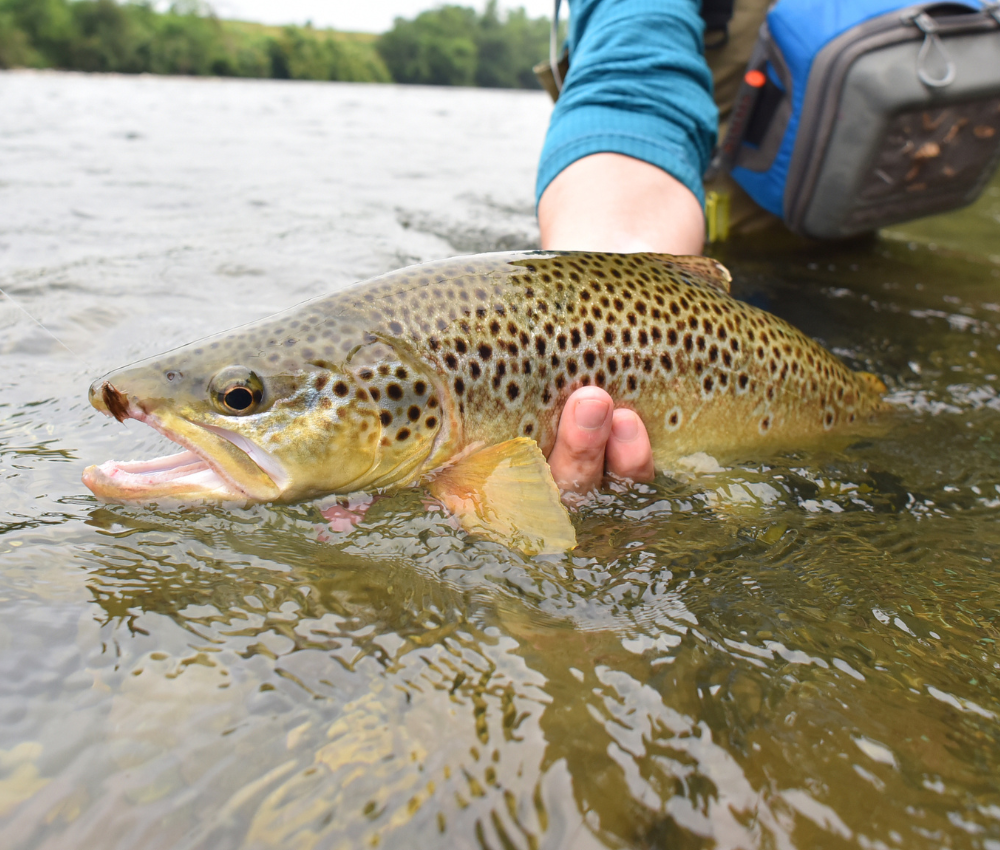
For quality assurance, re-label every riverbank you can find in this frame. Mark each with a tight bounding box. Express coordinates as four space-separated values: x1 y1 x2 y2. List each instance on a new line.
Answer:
0 0 548 87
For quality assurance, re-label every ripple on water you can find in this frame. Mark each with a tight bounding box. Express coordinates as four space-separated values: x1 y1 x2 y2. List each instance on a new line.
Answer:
1 71 1000 849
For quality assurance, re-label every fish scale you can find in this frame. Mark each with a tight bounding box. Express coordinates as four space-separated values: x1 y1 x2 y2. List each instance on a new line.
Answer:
83 251 888 552
327 251 886 465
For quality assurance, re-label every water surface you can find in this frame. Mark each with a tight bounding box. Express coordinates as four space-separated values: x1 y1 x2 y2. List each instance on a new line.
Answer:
2 70 999 850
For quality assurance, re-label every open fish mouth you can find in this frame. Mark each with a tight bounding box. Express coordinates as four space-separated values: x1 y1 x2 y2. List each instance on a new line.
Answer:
82 382 285 503
83 449 239 502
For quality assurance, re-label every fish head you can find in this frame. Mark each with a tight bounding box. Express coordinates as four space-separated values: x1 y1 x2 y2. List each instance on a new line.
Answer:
83 316 444 504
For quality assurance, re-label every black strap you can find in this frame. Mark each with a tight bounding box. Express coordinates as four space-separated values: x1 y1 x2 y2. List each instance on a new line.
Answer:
701 0 735 48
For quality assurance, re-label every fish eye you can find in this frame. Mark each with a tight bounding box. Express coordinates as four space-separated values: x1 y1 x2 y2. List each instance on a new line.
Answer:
210 366 264 415
223 387 255 411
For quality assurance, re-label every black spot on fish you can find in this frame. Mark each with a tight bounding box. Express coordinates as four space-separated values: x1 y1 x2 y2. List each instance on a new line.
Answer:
478 344 492 361
470 362 481 379
506 383 520 401
380 411 392 426
583 350 596 369
408 405 420 421
387 383 403 401
397 428 410 441
445 354 458 370
414 381 426 395
660 353 673 372
396 367 408 379
333 381 348 397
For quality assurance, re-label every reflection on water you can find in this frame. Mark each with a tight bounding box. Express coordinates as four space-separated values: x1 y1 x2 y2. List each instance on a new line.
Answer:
2 71 1000 849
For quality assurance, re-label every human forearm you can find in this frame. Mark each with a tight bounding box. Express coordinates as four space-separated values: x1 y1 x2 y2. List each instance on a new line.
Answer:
538 152 705 254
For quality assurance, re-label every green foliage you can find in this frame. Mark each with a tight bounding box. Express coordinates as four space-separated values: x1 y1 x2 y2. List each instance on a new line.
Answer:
267 25 390 82
0 0 546 89
377 5 478 87
377 1 548 88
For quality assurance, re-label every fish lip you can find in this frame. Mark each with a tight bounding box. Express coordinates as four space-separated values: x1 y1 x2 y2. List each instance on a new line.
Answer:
86 396 277 501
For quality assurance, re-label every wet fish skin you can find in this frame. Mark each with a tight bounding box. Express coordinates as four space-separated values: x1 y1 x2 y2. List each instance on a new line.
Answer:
83 251 888 551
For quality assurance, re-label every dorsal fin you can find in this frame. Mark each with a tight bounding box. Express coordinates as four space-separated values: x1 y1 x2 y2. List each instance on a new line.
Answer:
644 254 732 295
856 371 887 395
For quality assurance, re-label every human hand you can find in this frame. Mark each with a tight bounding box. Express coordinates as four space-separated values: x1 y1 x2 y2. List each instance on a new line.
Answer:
547 387 655 500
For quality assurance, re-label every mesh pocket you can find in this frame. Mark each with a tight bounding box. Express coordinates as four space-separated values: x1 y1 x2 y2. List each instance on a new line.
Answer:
860 98 1000 202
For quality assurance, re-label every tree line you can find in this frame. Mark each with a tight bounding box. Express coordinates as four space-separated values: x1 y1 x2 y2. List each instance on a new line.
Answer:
0 0 551 88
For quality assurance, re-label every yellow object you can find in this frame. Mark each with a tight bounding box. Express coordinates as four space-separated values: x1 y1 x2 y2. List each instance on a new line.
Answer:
428 438 576 555
705 190 731 243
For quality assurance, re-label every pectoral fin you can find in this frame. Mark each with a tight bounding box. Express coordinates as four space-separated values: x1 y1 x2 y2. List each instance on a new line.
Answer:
427 438 577 556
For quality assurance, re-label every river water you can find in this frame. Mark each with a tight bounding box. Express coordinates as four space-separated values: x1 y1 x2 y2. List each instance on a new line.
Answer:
2 70 999 850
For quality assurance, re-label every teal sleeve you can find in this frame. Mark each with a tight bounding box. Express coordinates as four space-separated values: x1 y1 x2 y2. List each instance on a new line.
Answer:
536 0 718 208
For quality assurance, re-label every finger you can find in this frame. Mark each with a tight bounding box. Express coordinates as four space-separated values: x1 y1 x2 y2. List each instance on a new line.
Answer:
605 409 655 483
547 386 614 495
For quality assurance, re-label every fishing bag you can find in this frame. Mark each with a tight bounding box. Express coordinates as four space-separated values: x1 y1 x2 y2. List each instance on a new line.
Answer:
716 0 1000 238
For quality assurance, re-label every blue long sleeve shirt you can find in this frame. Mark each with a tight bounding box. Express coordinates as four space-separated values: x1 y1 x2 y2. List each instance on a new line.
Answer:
536 0 718 208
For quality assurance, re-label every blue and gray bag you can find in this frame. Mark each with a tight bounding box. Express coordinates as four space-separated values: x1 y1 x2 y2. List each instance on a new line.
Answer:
714 0 1000 238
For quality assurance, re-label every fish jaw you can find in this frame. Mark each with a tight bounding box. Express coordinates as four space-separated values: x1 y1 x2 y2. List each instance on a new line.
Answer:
83 381 284 504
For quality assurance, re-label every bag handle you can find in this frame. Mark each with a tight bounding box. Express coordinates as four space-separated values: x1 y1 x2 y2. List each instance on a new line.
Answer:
909 11 957 87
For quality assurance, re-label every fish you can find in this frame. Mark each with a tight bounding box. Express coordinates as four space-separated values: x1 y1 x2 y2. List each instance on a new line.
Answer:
82 251 888 555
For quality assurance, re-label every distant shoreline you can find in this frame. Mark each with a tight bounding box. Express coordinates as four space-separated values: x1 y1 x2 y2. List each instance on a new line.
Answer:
0 0 549 89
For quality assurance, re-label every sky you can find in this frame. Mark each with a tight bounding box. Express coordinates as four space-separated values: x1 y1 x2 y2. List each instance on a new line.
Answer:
206 1 556 33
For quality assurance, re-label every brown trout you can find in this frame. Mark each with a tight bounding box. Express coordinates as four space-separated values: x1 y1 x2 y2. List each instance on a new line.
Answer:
83 252 887 554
